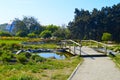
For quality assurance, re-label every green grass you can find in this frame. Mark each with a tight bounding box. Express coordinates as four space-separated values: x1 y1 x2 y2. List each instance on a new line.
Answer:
0 40 22 44
0 37 83 80
27 43 58 49
109 54 120 68
0 57 82 80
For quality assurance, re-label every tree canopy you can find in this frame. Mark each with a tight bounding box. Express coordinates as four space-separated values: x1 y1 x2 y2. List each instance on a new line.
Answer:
13 16 43 37
67 3 120 42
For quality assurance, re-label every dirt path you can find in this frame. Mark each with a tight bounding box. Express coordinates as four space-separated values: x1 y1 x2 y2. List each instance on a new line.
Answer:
69 47 120 80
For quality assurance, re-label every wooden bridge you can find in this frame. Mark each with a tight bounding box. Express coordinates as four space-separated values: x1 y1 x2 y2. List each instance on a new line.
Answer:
61 40 108 56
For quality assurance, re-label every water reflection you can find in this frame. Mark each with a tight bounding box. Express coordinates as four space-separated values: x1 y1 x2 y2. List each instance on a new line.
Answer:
38 52 73 59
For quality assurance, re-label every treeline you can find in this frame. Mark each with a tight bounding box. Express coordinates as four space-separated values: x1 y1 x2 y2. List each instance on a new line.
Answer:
67 3 120 42
0 3 120 42
0 17 70 39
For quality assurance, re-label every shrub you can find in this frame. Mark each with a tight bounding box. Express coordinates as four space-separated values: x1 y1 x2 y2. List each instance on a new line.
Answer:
24 52 32 59
31 55 46 62
0 31 12 37
10 43 23 50
28 33 36 38
0 43 6 47
0 50 3 56
16 54 27 64
1 51 13 63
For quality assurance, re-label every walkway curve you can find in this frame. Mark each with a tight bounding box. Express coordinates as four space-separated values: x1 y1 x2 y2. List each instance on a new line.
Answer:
69 47 120 80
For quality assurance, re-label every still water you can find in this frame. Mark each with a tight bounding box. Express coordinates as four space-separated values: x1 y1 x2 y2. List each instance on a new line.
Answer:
38 52 72 59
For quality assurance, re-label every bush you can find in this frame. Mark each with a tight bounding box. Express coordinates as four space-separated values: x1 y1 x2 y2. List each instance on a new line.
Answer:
40 30 52 38
16 31 27 37
16 54 27 64
31 55 46 62
1 51 13 63
24 52 32 59
0 31 12 37
10 43 23 50
0 50 3 56
28 33 36 38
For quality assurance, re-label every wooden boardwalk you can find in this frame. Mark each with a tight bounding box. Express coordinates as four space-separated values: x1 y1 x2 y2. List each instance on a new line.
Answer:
61 39 107 56
66 46 106 56
61 40 120 80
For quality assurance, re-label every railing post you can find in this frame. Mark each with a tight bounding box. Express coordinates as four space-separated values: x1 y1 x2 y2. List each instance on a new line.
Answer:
74 43 76 55
105 44 107 55
90 40 92 47
69 43 71 52
97 42 99 48
79 46 81 56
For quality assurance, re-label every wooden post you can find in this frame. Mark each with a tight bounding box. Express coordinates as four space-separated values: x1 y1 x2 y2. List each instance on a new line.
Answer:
74 43 76 55
97 42 99 48
79 41 82 56
79 46 81 56
69 43 71 52
90 40 92 47
105 44 107 55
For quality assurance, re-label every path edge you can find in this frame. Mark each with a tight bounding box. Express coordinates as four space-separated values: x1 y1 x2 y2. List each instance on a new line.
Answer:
67 61 83 80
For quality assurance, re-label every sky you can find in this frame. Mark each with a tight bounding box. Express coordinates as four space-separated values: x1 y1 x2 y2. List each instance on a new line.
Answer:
0 0 119 26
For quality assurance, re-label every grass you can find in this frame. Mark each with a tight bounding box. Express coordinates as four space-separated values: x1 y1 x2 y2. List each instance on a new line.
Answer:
0 40 22 44
0 37 83 80
109 54 120 69
27 43 58 49
0 57 82 80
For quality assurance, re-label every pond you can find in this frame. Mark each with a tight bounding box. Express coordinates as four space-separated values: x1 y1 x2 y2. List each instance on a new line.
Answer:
38 52 73 59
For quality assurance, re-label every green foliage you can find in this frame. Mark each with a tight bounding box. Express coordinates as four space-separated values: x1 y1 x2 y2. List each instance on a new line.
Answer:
1 51 13 63
102 33 112 41
13 16 43 37
22 16 42 34
0 31 12 37
27 33 36 38
24 52 32 59
16 54 27 64
53 27 70 39
0 54 82 80
13 19 28 34
16 31 28 37
110 54 120 68
31 55 46 62
40 30 52 38
8 75 38 80
52 74 69 80
46 24 59 33
68 3 120 42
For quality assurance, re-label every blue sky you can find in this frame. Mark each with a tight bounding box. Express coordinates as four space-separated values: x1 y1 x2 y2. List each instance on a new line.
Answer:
0 0 119 25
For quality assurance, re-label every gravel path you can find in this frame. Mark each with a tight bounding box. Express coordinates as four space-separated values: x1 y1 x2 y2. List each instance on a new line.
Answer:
69 47 120 80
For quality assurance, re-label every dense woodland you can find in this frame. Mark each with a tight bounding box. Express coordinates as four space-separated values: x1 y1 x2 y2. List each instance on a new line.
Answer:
0 3 120 42
68 3 120 42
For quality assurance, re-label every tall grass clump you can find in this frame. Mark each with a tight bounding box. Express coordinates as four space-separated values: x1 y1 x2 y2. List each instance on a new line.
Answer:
8 74 39 80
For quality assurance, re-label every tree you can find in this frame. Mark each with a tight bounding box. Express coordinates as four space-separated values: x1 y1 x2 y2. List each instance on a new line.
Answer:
40 30 52 38
67 8 91 39
67 3 120 42
22 16 42 34
13 18 28 35
46 24 59 33
102 33 112 41
53 27 70 39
